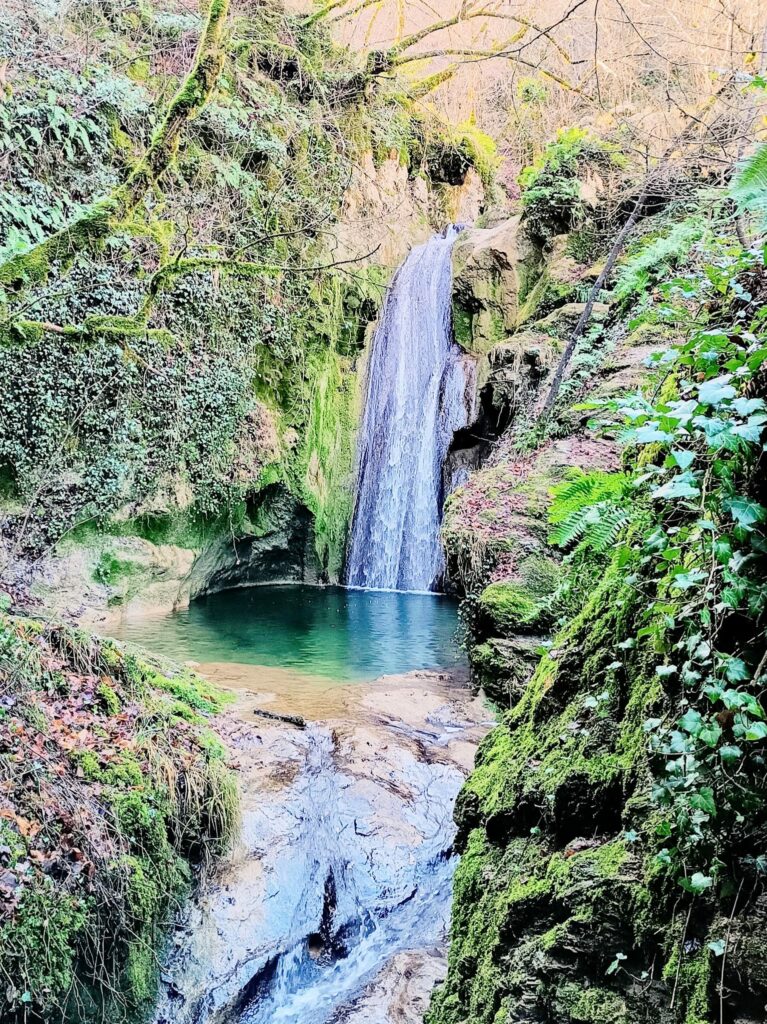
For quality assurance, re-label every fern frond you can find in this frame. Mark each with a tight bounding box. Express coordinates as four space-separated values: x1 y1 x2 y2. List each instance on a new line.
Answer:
732 144 767 209
584 505 631 552
732 145 767 229
548 495 631 553
549 469 629 526
549 507 593 548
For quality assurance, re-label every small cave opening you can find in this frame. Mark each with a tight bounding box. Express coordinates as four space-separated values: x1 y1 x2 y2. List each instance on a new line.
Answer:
199 483 319 595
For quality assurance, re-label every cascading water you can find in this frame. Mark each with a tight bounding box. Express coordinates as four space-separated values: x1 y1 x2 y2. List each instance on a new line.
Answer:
345 226 472 592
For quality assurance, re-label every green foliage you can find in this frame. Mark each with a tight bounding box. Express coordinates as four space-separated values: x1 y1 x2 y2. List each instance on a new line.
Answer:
591 230 767 890
0 879 88 1013
614 216 707 304
0 67 119 261
731 142 767 228
93 552 138 586
453 117 500 191
548 469 632 552
478 557 560 635
519 127 623 236
0 329 252 550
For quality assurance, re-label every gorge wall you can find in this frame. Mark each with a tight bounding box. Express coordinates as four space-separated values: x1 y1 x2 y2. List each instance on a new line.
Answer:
0 0 484 627
427 152 767 1024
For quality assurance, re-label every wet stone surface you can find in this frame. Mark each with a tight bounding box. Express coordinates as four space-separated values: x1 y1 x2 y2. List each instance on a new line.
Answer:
153 670 491 1024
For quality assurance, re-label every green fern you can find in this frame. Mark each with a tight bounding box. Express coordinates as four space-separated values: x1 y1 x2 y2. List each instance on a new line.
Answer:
614 217 705 303
549 501 631 552
731 144 767 227
549 469 628 523
548 469 631 553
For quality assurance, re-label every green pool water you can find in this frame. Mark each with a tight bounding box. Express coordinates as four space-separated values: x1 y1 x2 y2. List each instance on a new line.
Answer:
111 584 465 682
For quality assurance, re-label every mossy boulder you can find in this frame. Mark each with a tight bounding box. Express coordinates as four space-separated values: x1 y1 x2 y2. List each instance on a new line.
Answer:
533 299 611 338
479 581 543 632
477 556 559 635
482 331 560 433
452 218 544 355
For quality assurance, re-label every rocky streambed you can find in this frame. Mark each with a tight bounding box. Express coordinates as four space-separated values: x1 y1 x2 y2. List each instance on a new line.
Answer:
152 668 491 1024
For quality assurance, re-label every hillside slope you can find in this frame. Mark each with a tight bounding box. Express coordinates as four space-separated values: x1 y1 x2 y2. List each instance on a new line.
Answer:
429 170 767 1024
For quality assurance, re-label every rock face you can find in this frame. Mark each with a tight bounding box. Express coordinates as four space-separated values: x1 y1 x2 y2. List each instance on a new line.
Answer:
0 533 196 627
430 214 767 1024
186 484 320 596
2 484 320 629
332 154 484 274
442 433 621 704
451 218 544 355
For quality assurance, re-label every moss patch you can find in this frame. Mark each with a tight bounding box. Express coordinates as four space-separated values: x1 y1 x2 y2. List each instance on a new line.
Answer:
0 611 238 1021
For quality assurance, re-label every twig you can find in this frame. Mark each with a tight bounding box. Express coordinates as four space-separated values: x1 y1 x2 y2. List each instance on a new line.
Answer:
719 879 744 1024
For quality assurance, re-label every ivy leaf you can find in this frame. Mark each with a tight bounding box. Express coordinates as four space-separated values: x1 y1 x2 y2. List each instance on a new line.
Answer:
681 872 713 894
606 952 627 975
698 376 736 406
722 657 749 683
636 425 675 443
690 787 717 815
723 498 767 528
732 423 764 442
698 722 722 747
714 538 732 563
679 708 703 735
719 744 742 763
671 449 695 469
656 664 677 678
671 569 707 590
732 397 765 416
652 473 700 500
744 721 767 742
708 939 726 956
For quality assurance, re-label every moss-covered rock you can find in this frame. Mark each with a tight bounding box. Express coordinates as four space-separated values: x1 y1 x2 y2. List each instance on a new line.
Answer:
478 556 559 634
428 557 701 1024
451 218 544 355
0 611 238 1022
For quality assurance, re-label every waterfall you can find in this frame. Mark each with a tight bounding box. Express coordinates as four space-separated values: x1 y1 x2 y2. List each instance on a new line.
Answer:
345 226 471 593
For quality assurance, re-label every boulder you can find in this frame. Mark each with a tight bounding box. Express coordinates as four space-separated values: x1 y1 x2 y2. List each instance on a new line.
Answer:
451 217 544 354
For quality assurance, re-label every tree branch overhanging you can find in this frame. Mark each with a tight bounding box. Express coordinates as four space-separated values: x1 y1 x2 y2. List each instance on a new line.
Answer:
0 0 231 290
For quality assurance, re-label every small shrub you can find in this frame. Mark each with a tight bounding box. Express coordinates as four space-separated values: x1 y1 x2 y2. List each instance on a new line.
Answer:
519 128 623 236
